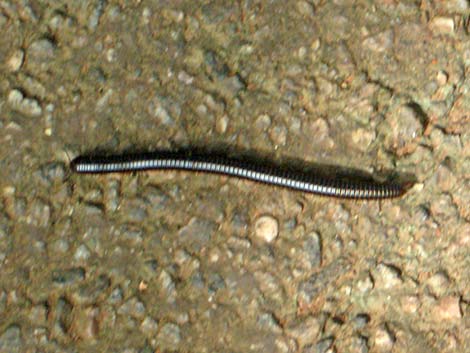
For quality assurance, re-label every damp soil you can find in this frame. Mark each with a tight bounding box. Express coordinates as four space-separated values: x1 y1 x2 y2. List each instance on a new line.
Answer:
0 1 469 352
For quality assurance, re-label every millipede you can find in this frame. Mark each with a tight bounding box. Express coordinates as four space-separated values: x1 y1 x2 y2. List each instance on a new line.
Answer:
70 151 411 200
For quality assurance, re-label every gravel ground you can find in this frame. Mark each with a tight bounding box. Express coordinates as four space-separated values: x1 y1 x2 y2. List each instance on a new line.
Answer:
1 1 469 352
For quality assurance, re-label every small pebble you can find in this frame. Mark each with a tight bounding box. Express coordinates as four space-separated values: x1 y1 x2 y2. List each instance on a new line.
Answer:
74 244 91 261
22 76 47 99
28 303 48 325
140 316 159 336
372 263 403 290
190 272 205 290
208 273 225 294
157 323 181 350
253 215 279 243
434 164 456 192
142 258 159 277
254 271 283 303
120 199 148 223
28 38 56 59
50 239 70 254
215 114 229 133
175 312 189 325
220 75 246 97
269 124 287 146
0 291 6 313
299 258 351 302
436 70 448 86
39 162 66 185
382 104 423 154
96 89 113 110
255 114 272 130
352 313 370 329
104 179 120 212
301 231 322 269
257 312 282 333
227 236 251 250
195 104 209 118
158 270 176 302
178 217 216 252
432 296 461 321
400 295 420 314
362 30 393 52
194 196 225 223
108 286 124 304
177 70 194 85
312 338 334 353
149 101 175 126
231 211 248 235
115 225 143 243
445 95 470 134
83 189 103 204
430 194 458 223
71 274 110 305
69 306 99 341
6 49 24 72
374 325 395 351
52 267 85 286
143 186 169 212
438 0 469 12
285 316 321 348
26 199 51 227
204 94 224 113
118 297 146 320
350 128 376 152
106 48 117 63
83 204 104 216
356 273 374 293
296 1 315 17
50 297 73 339
0 324 22 353
204 49 227 77
88 0 106 30
329 204 351 234
350 335 369 353
305 118 334 149
429 17 455 36
8 89 42 117
426 271 450 297
3 190 26 220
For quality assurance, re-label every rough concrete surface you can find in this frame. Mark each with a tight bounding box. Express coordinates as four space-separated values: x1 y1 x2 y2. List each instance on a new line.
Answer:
0 1 469 352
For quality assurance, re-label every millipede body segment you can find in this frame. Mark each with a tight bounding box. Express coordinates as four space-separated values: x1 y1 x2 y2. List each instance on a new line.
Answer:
71 152 409 199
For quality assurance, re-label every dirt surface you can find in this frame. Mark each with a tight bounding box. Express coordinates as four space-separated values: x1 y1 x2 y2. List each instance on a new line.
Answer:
1 1 470 352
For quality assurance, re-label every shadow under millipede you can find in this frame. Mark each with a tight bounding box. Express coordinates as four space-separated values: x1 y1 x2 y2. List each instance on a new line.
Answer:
70 147 415 200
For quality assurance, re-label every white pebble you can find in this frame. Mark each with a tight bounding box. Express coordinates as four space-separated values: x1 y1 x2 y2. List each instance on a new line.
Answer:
215 114 229 134
429 17 455 35
254 215 279 243
8 89 23 106
140 316 158 335
374 326 395 351
439 0 468 12
74 244 91 261
8 89 42 117
426 271 450 297
372 263 403 289
432 296 462 320
6 49 24 72
363 30 393 52
177 70 194 85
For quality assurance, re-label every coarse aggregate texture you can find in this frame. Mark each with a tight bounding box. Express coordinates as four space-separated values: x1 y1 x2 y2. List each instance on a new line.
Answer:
0 0 470 352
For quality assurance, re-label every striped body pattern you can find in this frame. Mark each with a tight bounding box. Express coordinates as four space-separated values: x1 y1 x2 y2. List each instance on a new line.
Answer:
71 153 407 199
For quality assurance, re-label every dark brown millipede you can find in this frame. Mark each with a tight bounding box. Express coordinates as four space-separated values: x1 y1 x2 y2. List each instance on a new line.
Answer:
70 152 411 199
